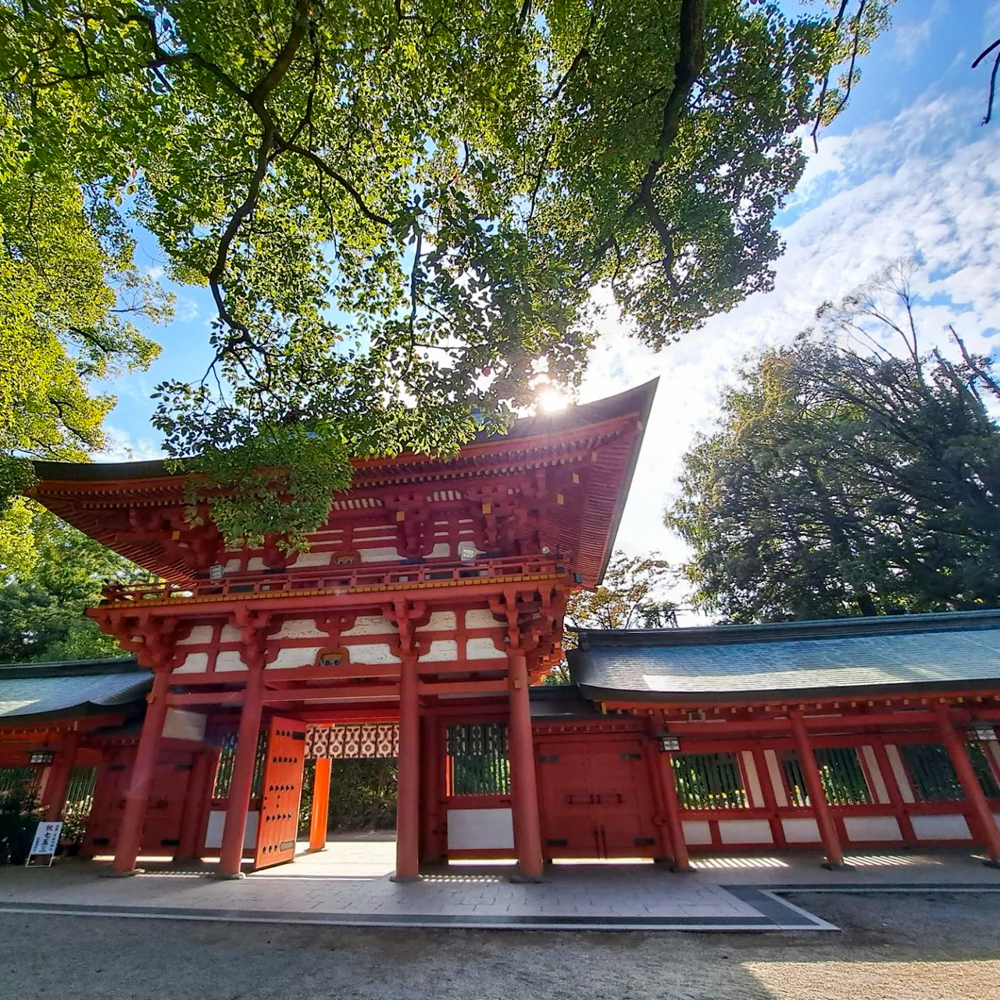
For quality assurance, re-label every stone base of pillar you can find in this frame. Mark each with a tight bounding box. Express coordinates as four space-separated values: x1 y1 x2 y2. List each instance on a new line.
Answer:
982 858 1000 870
509 871 547 884
210 870 247 880
821 859 855 871
100 868 143 878
390 873 422 883
305 846 328 853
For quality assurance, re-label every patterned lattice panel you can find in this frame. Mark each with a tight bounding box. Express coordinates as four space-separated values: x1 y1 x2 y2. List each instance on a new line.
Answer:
306 723 399 759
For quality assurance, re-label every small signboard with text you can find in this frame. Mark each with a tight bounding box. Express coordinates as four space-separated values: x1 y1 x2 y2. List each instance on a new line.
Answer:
25 821 62 867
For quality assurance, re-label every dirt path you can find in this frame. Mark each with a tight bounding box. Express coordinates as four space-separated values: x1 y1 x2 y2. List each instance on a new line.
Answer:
1 892 998 999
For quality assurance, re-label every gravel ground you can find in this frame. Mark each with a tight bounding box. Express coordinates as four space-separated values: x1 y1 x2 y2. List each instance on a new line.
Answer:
1 892 998 999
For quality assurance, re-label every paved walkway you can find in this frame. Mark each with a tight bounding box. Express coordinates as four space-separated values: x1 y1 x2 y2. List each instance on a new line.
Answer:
2 841 1000 932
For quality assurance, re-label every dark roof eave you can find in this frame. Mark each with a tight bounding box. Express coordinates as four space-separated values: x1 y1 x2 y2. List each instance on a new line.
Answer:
0 657 141 680
574 608 1000 649
577 675 1000 706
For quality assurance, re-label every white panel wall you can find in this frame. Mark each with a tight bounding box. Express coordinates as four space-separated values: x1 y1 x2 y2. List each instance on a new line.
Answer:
681 820 712 845
162 708 207 742
447 808 514 850
781 817 821 843
718 819 772 844
843 816 903 842
910 814 972 840
205 810 259 850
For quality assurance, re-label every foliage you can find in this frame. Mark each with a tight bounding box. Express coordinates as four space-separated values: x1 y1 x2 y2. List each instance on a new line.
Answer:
1 0 892 547
667 261 1000 623
0 92 167 537
0 778 41 865
0 504 151 663
545 549 677 682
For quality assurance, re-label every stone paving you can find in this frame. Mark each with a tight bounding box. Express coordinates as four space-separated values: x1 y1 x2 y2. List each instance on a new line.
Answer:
2 840 999 932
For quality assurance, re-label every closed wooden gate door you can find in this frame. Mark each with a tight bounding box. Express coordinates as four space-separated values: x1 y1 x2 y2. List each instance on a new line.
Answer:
537 736 658 859
254 717 306 870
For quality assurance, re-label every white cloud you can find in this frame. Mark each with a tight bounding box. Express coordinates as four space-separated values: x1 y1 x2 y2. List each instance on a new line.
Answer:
100 426 166 462
577 86 1000 618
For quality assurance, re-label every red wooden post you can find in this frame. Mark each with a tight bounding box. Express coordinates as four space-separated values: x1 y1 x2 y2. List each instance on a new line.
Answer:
176 748 214 861
787 708 850 869
656 747 692 872
216 668 265 878
393 652 421 881
508 650 543 882
870 739 918 846
419 716 442 863
309 757 332 852
934 703 1000 866
112 669 171 874
42 734 78 822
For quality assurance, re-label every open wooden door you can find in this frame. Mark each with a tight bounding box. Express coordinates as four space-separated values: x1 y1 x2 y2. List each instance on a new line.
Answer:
253 716 306 870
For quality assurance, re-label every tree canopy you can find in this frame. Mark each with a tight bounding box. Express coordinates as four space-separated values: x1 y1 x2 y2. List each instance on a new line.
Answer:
666 262 1000 623
1 0 893 548
0 508 151 663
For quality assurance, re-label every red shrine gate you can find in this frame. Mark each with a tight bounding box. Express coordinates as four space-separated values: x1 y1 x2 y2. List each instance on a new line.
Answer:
25 380 1000 878
31 383 656 879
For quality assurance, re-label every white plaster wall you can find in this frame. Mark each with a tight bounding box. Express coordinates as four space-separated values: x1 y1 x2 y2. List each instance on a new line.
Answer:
447 808 515 850
741 751 765 808
465 609 498 629
224 558 242 573
681 820 712 845
843 816 903 842
764 750 788 807
910 814 972 840
215 650 247 672
292 551 333 567
174 651 209 674
341 615 395 636
860 745 891 804
349 643 402 665
466 637 506 660
176 625 215 646
885 745 916 803
428 542 451 559
247 557 265 572
162 708 208 742
220 624 241 643
416 611 457 632
420 640 459 662
267 646 323 670
205 810 258 850
272 619 327 640
359 546 400 563
718 819 772 844
781 818 821 843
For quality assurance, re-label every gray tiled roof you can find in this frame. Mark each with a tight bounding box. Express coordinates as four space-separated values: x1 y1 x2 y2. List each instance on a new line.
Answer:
567 610 1000 701
0 661 150 719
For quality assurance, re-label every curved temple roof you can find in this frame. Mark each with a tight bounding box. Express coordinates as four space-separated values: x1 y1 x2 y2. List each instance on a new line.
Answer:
0 658 149 721
30 381 657 588
568 609 1000 703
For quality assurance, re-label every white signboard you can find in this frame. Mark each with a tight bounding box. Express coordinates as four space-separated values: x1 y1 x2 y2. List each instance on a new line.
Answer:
25 821 62 867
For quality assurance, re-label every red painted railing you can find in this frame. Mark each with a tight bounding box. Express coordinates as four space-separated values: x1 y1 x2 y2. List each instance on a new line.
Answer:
100 554 569 605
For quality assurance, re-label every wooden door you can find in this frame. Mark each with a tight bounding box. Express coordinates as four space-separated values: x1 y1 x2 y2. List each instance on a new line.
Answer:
537 736 658 859
254 717 306 870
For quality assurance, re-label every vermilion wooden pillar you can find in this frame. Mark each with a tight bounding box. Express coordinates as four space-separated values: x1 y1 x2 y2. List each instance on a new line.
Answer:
934 703 1000 866
393 653 421 881
176 748 214 861
309 757 332 852
507 650 543 882
216 668 265 878
788 708 849 869
42 733 78 822
419 716 443 863
870 739 917 846
112 670 171 873
655 748 692 872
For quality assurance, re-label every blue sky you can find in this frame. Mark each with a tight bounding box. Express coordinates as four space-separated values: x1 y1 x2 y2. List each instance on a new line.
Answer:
100 1 1000 615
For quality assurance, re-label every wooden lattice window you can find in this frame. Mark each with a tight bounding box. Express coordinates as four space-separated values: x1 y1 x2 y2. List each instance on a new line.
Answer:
901 744 964 802
968 742 1000 799
0 766 38 800
213 731 269 799
781 747 872 807
446 723 510 796
671 752 749 810
62 767 97 821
